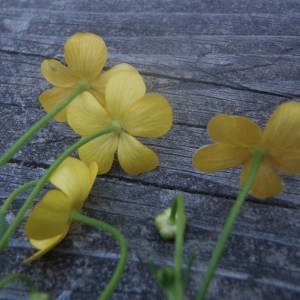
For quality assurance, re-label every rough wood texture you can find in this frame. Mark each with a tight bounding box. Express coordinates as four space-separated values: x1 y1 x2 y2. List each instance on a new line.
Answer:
0 0 300 299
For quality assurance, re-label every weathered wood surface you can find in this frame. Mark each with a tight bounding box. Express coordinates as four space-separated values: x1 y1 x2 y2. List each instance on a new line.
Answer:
0 0 300 299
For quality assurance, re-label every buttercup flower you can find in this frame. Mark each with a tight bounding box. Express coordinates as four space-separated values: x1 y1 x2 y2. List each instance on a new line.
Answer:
193 101 300 198
24 157 98 262
39 32 135 121
67 70 173 175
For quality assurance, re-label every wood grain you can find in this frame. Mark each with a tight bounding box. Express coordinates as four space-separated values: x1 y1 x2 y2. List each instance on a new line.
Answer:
0 0 300 299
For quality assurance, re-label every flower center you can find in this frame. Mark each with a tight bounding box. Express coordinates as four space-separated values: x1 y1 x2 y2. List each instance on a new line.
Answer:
78 79 91 91
111 121 122 134
253 145 268 159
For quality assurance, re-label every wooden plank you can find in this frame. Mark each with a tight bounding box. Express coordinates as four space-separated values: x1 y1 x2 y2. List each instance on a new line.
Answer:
1 0 300 13
0 0 300 299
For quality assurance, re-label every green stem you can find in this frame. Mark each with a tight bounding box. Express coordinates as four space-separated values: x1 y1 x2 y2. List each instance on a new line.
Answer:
1 180 39 215
71 211 128 300
0 83 88 169
196 151 264 300
168 197 178 224
173 195 186 300
0 124 119 250
0 273 37 293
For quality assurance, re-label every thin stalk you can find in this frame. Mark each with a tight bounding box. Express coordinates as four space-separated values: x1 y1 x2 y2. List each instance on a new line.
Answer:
0 83 88 169
0 273 37 293
196 151 264 300
1 180 39 215
0 124 119 250
168 197 178 224
173 195 186 300
71 211 127 300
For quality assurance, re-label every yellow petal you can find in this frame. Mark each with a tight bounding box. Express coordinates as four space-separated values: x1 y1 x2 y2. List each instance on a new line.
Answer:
117 132 159 175
240 159 284 199
263 101 300 149
25 190 73 240
122 94 173 138
78 133 119 174
39 87 74 122
88 162 99 190
41 59 77 87
89 63 139 106
64 32 107 80
67 91 112 136
193 143 251 172
269 148 300 174
49 157 97 207
105 71 146 120
23 229 68 263
208 114 262 147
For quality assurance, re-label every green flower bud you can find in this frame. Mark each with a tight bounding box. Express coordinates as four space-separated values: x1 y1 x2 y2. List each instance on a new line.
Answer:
155 208 177 240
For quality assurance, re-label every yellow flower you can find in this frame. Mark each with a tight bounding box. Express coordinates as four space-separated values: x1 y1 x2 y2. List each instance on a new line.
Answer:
39 32 135 121
67 70 173 175
193 101 300 199
24 157 98 262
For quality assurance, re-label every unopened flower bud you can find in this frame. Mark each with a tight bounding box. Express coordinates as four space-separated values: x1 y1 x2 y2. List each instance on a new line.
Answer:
155 208 177 240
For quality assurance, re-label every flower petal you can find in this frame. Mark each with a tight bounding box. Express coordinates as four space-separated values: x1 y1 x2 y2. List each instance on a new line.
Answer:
23 229 68 263
88 162 99 190
193 143 251 172
269 148 300 174
64 32 107 80
25 190 73 240
240 159 284 198
264 101 300 149
117 132 159 175
78 133 119 174
67 91 112 136
89 63 139 106
49 157 97 207
122 94 173 138
39 87 74 122
208 114 262 147
105 71 146 120
41 59 77 87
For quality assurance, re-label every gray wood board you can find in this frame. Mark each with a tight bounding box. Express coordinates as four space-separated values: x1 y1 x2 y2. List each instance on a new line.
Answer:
0 0 300 299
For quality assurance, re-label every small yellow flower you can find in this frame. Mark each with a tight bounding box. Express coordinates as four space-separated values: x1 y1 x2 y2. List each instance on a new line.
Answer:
193 101 300 199
67 70 173 175
24 157 98 262
39 32 135 121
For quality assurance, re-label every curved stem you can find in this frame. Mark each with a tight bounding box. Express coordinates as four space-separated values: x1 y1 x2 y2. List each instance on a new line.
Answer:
0 273 37 293
0 83 88 169
196 151 264 300
0 124 119 250
71 211 128 300
1 180 39 215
